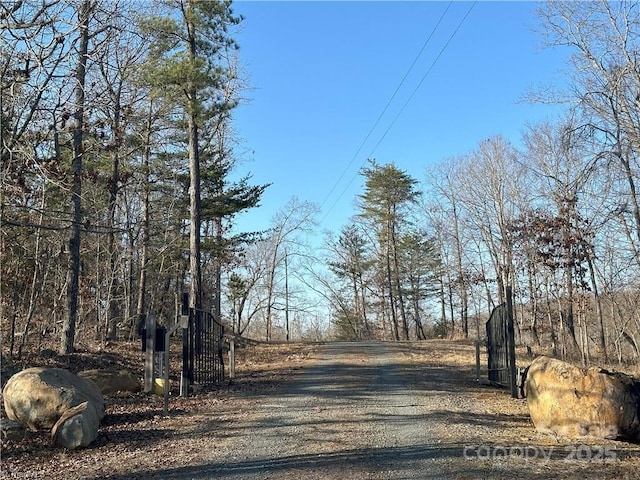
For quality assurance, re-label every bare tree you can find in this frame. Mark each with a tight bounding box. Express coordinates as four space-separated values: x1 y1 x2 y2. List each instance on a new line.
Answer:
538 1 640 259
61 0 92 354
424 158 472 337
260 198 317 341
87 1 151 340
520 119 603 357
1 0 73 356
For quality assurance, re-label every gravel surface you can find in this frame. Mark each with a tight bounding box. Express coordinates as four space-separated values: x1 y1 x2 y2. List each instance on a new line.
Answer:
2 340 640 479
205 341 443 480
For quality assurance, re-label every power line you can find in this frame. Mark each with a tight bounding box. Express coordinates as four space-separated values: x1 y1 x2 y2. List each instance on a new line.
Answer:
318 1 454 211
320 1 477 227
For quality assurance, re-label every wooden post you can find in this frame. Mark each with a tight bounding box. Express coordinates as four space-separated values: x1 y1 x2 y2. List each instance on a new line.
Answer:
144 314 156 393
475 340 481 382
506 286 518 398
163 309 192 415
228 339 235 380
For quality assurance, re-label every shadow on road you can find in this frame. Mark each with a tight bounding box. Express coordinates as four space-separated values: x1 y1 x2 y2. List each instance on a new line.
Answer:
98 342 640 480
99 443 451 479
101 440 640 480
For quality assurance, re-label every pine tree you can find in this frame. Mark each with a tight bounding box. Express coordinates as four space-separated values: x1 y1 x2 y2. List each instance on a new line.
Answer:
140 0 242 312
328 224 374 339
357 160 420 340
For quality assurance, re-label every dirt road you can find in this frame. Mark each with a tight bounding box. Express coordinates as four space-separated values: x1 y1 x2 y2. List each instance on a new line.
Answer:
3 341 639 479
104 341 640 480
204 341 445 479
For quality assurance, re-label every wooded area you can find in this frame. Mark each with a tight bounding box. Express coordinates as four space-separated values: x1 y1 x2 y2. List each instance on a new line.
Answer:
319 2 640 367
2 1 640 367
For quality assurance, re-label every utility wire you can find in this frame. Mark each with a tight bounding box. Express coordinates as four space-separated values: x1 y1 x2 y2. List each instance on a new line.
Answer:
318 1 453 211
320 1 477 226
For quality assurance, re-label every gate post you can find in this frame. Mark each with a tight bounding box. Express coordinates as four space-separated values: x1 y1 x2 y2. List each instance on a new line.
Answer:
228 338 235 380
180 293 190 397
506 286 518 398
144 315 156 393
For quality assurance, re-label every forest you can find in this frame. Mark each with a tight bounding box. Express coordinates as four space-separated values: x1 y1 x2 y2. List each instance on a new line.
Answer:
2 1 640 367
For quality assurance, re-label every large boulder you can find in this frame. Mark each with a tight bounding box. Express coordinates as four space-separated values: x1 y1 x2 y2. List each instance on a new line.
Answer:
2 367 105 434
78 369 140 395
50 401 101 449
525 356 640 441
1 419 25 442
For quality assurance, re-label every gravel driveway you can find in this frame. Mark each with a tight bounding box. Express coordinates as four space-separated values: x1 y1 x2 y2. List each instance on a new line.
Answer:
206 341 445 480
3 341 639 480
104 341 640 480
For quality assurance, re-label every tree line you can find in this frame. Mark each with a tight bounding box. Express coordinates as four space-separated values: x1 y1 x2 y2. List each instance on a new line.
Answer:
320 2 640 366
1 0 267 356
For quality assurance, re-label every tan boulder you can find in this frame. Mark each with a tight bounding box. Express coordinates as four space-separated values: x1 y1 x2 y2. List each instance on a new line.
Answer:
2 367 104 432
525 356 640 441
78 369 140 395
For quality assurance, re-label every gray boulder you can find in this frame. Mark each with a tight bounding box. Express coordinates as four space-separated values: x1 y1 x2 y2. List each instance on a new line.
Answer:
50 401 101 449
1 419 25 442
525 356 640 441
2 367 104 442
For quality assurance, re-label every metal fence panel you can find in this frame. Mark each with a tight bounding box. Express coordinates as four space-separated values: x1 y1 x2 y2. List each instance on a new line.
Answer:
486 303 510 386
188 309 225 385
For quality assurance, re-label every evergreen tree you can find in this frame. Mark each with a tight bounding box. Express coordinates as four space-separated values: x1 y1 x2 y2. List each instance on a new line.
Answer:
140 0 243 311
398 230 441 339
357 160 420 340
328 224 374 339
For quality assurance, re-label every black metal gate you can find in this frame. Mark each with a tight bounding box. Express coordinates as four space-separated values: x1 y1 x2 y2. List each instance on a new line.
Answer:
486 302 515 387
188 309 225 385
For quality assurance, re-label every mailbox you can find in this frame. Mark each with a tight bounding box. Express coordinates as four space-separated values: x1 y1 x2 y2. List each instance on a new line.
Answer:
141 326 167 352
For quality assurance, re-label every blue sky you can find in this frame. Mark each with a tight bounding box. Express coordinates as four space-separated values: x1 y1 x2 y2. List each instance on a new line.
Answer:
230 1 569 236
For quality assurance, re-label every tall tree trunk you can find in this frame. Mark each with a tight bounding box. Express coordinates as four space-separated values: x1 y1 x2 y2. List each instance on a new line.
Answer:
563 253 580 354
213 216 223 321
587 254 606 361
528 264 540 346
545 283 558 357
452 201 468 337
438 277 447 337
18 185 47 357
106 90 122 341
188 117 202 312
412 292 426 340
135 108 153 330
390 224 409 340
265 243 279 341
186 4 202 312
386 240 399 341
447 277 455 338
61 0 91 354
359 273 370 338
351 274 360 338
